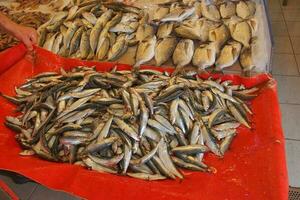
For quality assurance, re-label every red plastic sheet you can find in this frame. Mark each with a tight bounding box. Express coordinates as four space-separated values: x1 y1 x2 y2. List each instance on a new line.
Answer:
0 44 288 200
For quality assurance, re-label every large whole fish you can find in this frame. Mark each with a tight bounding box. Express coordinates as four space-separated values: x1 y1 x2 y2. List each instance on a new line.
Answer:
134 36 157 70
215 40 242 71
193 42 217 72
155 37 177 66
172 39 194 75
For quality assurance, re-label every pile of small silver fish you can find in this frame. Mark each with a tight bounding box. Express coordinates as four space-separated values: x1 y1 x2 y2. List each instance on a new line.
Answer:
38 0 258 76
2 67 259 181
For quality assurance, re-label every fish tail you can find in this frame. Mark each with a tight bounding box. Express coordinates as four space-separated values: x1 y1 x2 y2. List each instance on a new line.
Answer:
132 62 141 74
171 65 184 77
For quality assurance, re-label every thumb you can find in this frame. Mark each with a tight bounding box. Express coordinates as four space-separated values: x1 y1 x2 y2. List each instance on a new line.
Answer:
22 36 33 51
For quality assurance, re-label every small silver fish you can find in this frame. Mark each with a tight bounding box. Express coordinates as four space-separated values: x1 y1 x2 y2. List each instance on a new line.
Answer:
52 33 63 54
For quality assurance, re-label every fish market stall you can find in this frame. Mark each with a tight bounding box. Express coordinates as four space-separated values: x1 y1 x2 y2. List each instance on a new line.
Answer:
0 0 287 200
0 44 288 199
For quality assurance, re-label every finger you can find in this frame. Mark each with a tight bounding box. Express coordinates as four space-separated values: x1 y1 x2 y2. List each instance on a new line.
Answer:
29 31 38 44
25 52 33 61
23 37 33 51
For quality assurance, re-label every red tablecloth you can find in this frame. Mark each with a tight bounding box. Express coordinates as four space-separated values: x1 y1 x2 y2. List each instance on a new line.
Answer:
0 44 288 200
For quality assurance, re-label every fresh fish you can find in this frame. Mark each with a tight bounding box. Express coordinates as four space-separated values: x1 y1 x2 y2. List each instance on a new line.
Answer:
90 10 114 53
107 34 128 61
82 12 97 25
171 156 206 171
95 31 110 60
136 24 155 42
69 26 84 56
47 12 68 32
155 37 177 66
215 40 242 71
157 23 174 39
158 140 183 179
192 42 217 71
66 6 79 21
174 19 203 40
127 173 166 180
83 157 117 174
113 118 139 141
43 33 58 51
134 36 157 69
201 0 221 22
220 134 235 155
172 39 194 74
208 24 230 48
52 33 63 54
236 1 256 19
227 101 250 128
110 21 139 33
201 121 222 156
240 46 255 76
220 2 236 19
229 20 252 47
79 30 91 59
60 22 79 55
172 145 209 155
160 7 195 22
105 12 123 30
38 27 48 47
153 7 169 21
74 4 97 19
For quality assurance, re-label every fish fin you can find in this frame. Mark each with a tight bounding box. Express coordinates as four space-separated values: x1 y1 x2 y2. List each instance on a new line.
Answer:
132 63 141 74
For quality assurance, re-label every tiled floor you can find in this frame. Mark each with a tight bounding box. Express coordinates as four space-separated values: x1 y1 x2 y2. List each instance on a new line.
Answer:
0 0 299 199
270 0 300 187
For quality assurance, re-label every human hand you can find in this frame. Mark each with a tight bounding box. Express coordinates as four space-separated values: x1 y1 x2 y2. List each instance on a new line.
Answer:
11 24 38 51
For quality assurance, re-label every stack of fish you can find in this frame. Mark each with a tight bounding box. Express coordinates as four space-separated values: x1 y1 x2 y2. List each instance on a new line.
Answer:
2 66 259 180
38 0 258 76
38 1 141 61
